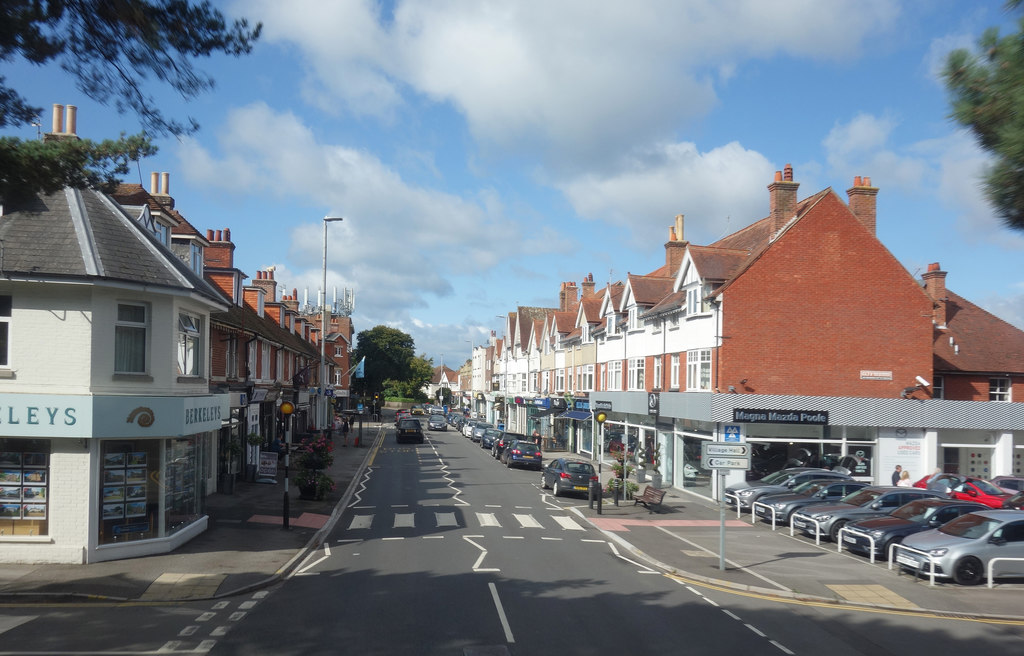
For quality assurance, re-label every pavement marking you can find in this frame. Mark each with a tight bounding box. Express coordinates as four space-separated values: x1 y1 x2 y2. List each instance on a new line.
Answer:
477 512 502 527
551 515 585 531
656 526 791 593
606 541 656 574
503 535 525 539
826 584 919 609
423 535 445 539
513 514 543 529
394 513 415 528
489 582 515 643
435 511 459 527
348 515 373 530
541 537 563 541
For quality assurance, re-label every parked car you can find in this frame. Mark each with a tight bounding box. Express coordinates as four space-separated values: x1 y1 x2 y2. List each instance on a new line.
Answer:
542 458 598 497
895 510 1024 585
427 415 447 431
841 498 988 558
481 428 502 450
724 467 842 510
470 422 493 442
913 472 963 495
462 420 480 438
947 477 1015 509
395 418 424 444
492 433 525 460
754 479 870 524
1003 491 1024 509
791 486 945 541
501 439 543 470
991 475 1024 493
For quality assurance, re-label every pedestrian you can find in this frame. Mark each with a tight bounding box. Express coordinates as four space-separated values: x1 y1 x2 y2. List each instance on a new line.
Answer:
891 464 902 486
897 470 912 487
341 417 350 447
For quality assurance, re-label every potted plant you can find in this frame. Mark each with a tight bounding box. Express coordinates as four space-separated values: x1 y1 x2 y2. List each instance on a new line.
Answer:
635 445 648 483
649 444 663 489
246 432 264 447
293 469 335 500
296 434 334 471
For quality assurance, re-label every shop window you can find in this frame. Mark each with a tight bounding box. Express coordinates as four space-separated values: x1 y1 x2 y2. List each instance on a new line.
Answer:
0 295 10 367
177 312 202 376
99 441 161 544
0 439 50 536
115 303 148 373
165 438 200 535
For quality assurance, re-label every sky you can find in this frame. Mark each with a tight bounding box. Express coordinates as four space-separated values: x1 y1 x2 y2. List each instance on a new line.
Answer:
5 0 1024 369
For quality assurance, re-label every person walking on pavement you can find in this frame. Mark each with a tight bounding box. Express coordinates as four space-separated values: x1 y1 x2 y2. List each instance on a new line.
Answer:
341 416 350 447
891 464 902 486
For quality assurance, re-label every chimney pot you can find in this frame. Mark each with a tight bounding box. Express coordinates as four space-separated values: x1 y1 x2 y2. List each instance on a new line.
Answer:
160 172 169 195
65 105 77 135
51 104 64 134
215 230 222 241
150 172 159 194
854 176 862 187
206 229 214 240
224 228 231 242
783 164 793 181
774 170 782 182
864 176 871 187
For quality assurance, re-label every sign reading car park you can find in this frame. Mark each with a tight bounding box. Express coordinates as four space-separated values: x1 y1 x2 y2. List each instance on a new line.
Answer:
701 442 750 469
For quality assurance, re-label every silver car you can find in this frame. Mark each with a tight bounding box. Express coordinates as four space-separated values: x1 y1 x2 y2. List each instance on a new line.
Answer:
791 486 944 541
895 510 1024 585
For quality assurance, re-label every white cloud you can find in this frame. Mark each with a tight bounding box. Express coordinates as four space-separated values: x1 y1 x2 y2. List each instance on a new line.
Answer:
556 141 775 246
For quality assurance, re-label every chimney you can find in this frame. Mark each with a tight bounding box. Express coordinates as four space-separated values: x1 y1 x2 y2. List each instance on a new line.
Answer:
581 272 595 298
44 103 80 142
151 171 175 209
559 281 578 312
203 227 236 268
150 172 160 195
921 262 948 328
664 213 688 275
252 267 278 302
282 288 300 314
768 164 799 236
847 175 878 234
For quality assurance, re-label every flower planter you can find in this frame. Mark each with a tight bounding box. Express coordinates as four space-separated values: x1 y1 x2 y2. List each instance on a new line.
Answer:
650 473 663 489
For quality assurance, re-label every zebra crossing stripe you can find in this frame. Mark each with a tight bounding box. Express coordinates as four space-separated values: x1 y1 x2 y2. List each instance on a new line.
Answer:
513 514 543 529
394 513 415 528
348 515 373 530
435 512 458 527
551 515 585 531
476 512 501 527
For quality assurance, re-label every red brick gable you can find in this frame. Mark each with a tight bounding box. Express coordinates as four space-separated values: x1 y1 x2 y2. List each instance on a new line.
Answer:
719 189 933 398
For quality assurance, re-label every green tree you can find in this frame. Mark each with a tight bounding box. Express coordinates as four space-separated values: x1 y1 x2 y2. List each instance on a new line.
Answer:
944 0 1024 231
406 354 435 400
0 0 261 200
351 326 416 399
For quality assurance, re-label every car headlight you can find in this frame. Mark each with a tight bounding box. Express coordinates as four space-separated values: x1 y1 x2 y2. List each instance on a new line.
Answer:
814 514 832 522
737 489 757 497
927 548 948 557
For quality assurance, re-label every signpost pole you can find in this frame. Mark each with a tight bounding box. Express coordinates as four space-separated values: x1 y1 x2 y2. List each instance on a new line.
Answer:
718 470 726 571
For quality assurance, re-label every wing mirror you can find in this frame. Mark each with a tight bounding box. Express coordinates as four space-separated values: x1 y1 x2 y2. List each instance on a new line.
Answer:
990 535 1007 546
870 501 882 509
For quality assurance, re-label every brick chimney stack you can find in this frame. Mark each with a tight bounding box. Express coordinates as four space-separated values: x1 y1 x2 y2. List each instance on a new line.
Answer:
559 281 579 312
282 288 300 314
581 272 595 297
43 103 79 142
769 164 799 236
252 268 278 302
204 228 235 268
921 262 948 328
664 213 688 275
847 175 878 234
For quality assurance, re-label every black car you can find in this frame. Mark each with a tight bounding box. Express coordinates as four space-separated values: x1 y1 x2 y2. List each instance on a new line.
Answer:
481 428 502 450
792 486 946 541
395 418 424 444
541 458 597 497
1003 491 1024 509
842 497 989 558
501 440 543 470
492 432 526 459
427 415 447 431
754 479 869 524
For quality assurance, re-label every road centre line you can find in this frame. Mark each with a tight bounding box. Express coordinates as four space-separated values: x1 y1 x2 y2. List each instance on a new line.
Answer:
489 582 516 644
655 525 790 592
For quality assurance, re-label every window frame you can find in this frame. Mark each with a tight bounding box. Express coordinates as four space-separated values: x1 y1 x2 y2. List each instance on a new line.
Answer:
176 312 202 377
0 295 11 368
627 357 645 391
686 349 712 391
670 354 680 389
990 377 1011 402
115 302 149 374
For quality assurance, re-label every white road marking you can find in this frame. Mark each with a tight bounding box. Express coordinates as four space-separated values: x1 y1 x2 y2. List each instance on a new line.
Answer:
489 582 515 644
477 512 502 527
394 513 415 528
435 511 458 527
606 541 656 573
464 536 500 572
656 525 791 592
513 514 543 528
348 515 373 530
551 515 585 531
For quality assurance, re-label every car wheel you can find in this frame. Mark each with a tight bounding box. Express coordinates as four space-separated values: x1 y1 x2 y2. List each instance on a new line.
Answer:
553 479 563 497
828 519 847 542
541 475 550 490
881 537 901 558
506 458 512 469
953 556 984 586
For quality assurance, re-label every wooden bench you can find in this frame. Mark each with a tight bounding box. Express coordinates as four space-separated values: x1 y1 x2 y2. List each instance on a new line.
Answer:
634 485 666 512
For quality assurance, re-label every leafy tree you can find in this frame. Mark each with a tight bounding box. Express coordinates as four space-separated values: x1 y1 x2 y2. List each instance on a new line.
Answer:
351 326 416 399
0 0 261 200
407 354 435 400
944 0 1024 231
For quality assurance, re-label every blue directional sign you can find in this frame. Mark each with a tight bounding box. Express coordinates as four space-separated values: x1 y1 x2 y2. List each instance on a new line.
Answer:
723 424 742 442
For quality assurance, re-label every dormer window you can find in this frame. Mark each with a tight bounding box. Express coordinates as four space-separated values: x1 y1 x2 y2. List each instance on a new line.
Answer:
190 243 203 275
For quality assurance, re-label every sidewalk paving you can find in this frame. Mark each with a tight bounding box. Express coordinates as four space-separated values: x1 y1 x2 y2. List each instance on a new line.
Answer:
1 432 1021 623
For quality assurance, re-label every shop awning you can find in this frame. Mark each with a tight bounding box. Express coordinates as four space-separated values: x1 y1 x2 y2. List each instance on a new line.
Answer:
558 410 592 420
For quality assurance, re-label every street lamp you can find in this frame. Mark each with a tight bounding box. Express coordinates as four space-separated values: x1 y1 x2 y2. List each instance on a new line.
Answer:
321 216 344 436
280 400 295 529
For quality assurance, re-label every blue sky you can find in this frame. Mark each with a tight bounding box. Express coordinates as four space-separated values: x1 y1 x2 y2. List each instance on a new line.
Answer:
5 0 1024 368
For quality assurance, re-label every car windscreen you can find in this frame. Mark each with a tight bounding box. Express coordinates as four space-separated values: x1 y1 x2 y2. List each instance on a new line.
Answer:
793 481 827 495
484 429 502 437
889 499 935 522
938 513 1001 539
841 488 883 506
969 479 1006 496
566 462 595 474
760 470 791 484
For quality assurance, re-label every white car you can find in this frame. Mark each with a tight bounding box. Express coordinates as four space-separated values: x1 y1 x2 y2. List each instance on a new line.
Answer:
895 510 1024 585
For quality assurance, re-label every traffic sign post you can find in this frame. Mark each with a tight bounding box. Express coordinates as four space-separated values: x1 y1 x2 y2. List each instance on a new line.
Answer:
702 440 751 571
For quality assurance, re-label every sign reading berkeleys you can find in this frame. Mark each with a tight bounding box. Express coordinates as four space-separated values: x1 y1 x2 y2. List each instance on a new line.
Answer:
701 441 751 469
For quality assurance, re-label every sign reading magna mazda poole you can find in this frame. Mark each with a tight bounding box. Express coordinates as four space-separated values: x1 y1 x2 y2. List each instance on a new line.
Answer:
733 408 829 425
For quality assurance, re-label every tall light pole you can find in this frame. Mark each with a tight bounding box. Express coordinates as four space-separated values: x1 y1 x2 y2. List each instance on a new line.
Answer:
321 216 344 435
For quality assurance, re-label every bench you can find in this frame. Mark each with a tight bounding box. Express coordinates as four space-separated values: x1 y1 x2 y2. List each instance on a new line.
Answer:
634 485 666 512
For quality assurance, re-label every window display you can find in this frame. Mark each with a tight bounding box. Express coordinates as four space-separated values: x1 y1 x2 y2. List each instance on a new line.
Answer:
99 441 159 544
0 439 50 535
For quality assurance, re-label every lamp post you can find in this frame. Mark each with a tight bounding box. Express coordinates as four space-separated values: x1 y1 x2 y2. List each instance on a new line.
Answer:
280 400 295 529
321 216 344 437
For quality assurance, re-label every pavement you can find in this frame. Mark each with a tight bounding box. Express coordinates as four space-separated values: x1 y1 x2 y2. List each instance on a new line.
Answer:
0 421 1021 624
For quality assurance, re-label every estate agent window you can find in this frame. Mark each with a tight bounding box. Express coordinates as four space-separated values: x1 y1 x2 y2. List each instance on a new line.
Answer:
115 303 148 373
0 439 50 536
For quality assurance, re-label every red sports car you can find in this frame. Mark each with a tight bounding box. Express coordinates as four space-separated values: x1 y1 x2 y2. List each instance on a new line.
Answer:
948 477 1014 509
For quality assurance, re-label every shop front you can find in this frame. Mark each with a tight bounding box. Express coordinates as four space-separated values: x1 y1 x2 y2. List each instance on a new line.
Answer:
0 392 229 564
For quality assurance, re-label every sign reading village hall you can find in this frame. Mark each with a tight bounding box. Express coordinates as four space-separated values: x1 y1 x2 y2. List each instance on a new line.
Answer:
734 408 829 425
